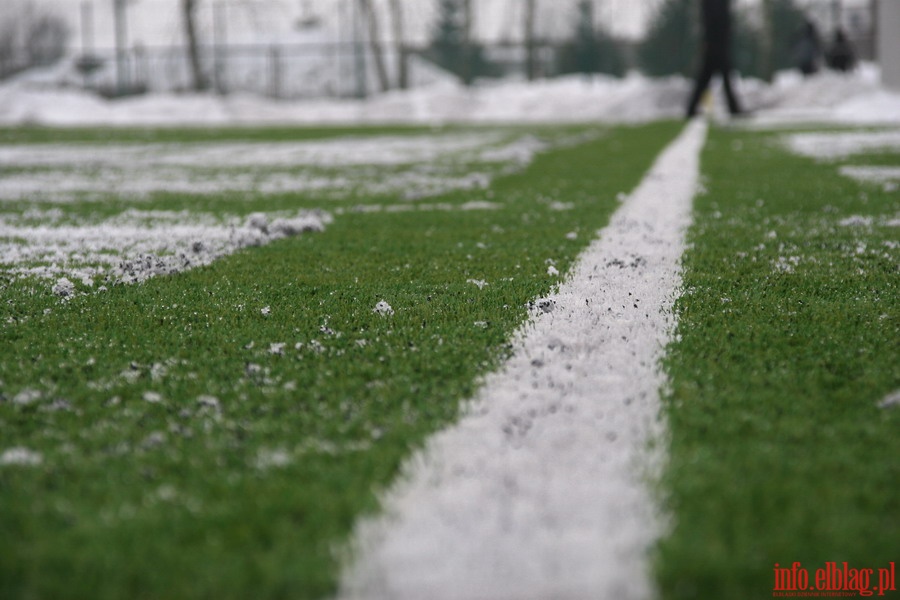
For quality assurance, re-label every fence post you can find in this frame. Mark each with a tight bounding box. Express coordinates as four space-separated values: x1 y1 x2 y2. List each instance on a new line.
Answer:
213 0 227 94
269 45 282 99
113 0 129 95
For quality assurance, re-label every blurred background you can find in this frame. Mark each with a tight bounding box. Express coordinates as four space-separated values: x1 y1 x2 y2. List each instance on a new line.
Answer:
0 0 880 99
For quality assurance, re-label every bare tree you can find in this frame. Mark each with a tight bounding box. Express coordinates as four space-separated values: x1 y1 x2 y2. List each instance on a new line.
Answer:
358 0 390 93
387 0 408 89
182 0 208 90
461 0 473 84
524 0 537 80
0 1 69 80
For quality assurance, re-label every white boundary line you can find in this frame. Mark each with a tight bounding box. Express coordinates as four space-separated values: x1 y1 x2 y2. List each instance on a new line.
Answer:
339 120 708 600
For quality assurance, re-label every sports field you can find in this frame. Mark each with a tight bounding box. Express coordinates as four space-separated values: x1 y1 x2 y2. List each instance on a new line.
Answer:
1 118 897 599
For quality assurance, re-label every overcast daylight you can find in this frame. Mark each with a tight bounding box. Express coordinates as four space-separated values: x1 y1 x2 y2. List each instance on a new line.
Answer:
1 0 898 599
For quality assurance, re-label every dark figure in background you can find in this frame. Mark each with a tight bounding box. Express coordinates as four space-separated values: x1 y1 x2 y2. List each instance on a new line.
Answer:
793 19 822 76
686 0 744 118
826 28 856 72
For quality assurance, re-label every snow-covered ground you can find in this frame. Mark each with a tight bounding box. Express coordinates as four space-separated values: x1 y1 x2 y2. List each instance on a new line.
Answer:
0 128 555 289
3 64 897 290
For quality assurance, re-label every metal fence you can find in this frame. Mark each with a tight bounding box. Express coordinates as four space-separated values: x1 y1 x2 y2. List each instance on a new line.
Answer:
75 41 569 99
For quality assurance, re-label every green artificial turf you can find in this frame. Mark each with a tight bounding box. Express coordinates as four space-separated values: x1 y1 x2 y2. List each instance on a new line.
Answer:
0 121 681 599
657 125 900 599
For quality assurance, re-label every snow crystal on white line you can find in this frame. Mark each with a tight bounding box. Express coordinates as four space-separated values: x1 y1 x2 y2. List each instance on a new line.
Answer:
339 120 708 600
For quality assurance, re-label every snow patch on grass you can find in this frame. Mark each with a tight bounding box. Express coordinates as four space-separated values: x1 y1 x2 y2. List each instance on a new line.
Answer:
373 301 394 317
1 209 331 288
0 134 503 169
0 447 43 466
784 130 900 160
0 134 546 203
839 165 900 191
878 389 900 410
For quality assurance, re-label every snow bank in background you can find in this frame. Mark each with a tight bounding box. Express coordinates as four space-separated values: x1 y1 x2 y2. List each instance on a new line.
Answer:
0 73 688 126
339 120 707 600
0 63 898 127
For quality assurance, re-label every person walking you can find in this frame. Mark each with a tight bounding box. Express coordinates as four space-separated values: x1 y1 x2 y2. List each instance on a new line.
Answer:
686 0 744 118
825 28 856 72
793 18 823 76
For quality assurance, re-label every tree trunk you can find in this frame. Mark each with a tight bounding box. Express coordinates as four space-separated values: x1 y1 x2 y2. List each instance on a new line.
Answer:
358 0 390 93
524 0 537 80
183 0 208 91
461 0 473 85
387 0 408 89
760 0 774 82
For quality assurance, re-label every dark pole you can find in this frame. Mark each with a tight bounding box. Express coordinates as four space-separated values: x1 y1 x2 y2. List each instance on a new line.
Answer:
213 0 226 93
761 0 774 81
81 1 94 56
352 0 367 98
113 0 128 94
524 0 536 81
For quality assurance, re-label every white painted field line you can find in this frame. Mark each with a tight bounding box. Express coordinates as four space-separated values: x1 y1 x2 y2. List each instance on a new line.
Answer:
339 120 708 600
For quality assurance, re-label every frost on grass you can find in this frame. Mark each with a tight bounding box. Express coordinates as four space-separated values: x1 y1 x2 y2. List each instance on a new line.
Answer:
839 165 900 191
784 130 900 160
0 447 43 467
196 395 220 410
1 130 563 293
0 133 550 203
373 301 394 316
1 209 332 291
13 388 42 405
51 277 75 298
838 215 875 228
878 389 900 410
255 448 292 470
143 391 163 404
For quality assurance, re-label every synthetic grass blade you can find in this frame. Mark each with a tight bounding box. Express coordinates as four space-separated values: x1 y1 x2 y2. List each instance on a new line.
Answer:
0 122 681 600
657 124 900 599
